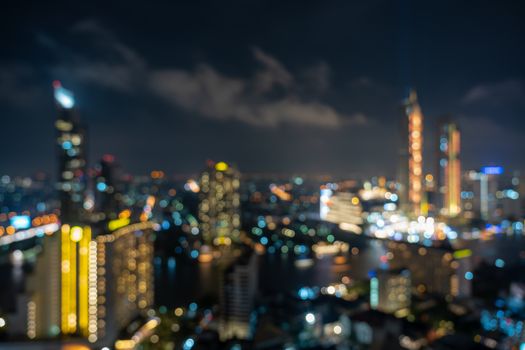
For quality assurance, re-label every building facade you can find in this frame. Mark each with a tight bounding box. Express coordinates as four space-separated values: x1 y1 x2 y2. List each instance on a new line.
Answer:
25 222 155 346
219 248 258 341
437 121 461 217
54 82 87 223
398 90 424 217
370 269 411 314
199 161 241 246
386 241 472 298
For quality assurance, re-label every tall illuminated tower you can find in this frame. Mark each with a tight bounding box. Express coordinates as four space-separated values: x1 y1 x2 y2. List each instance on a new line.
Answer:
437 121 461 217
199 161 241 246
398 90 424 216
23 83 154 347
54 81 87 222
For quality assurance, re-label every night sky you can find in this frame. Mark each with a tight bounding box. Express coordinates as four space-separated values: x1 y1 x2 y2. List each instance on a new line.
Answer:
1 1 524 178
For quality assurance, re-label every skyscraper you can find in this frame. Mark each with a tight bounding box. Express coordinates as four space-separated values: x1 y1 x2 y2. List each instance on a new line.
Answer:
462 167 502 221
54 81 87 222
26 233 61 339
22 86 155 346
94 221 155 344
26 221 155 345
370 269 411 314
95 154 123 219
437 121 461 217
219 248 258 341
398 90 424 217
198 161 241 246
387 242 472 298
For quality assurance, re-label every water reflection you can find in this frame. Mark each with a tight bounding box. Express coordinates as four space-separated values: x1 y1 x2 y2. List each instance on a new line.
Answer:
155 237 386 307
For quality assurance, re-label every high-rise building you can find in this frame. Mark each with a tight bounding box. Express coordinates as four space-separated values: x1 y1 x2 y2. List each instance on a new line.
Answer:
199 161 241 246
25 233 61 339
219 248 258 341
18 83 155 347
94 221 155 344
462 167 502 221
95 154 123 219
386 242 472 298
398 90 424 217
370 269 411 314
54 81 87 222
437 121 461 217
25 221 155 346
463 167 522 221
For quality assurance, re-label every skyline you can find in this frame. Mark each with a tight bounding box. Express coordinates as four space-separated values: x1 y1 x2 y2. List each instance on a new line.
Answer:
2 3 525 349
1 1 525 177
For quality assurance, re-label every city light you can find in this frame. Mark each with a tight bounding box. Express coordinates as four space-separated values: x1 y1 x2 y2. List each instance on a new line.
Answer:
53 83 75 109
481 166 504 175
215 162 229 172
0 6 524 350
183 338 195 350
403 90 424 216
0 223 59 246
10 215 31 230
108 217 131 231
305 313 316 325
70 226 83 242
438 122 461 217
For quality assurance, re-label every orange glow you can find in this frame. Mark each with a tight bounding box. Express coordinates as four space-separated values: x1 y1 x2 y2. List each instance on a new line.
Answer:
198 252 213 263
334 256 347 264
406 90 423 216
118 209 132 219
150 170 165 179
146 195 155 207
270 184 292 201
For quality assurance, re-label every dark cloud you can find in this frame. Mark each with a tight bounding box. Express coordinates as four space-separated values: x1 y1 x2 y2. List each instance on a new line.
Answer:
41 21 368 128
48 20 146 93
149 51 367 128
0 1 524 177
252 47 294 93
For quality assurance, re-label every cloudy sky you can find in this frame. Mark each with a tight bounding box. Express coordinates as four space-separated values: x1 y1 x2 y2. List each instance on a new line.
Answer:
1 1 524 178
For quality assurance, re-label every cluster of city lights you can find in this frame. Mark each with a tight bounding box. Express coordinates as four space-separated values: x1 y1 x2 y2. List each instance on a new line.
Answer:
367 212 457 242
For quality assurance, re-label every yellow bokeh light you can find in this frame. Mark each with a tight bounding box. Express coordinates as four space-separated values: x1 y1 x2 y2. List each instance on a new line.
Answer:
174 307 184 317
70 226 83 242
215 162 229 172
